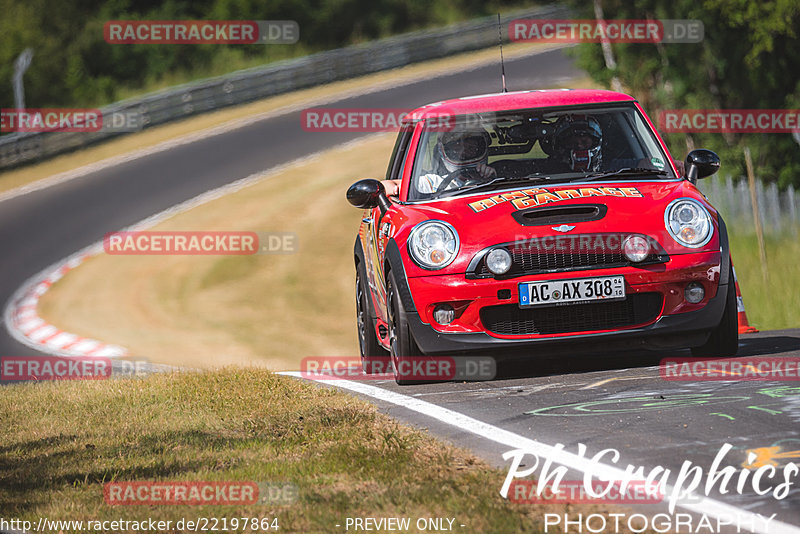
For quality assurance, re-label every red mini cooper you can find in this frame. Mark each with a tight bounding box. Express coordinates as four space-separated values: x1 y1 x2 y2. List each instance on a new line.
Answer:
347 89 737 384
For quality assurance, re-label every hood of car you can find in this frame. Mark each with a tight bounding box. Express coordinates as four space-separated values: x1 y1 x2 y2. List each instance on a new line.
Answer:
395 179 720 276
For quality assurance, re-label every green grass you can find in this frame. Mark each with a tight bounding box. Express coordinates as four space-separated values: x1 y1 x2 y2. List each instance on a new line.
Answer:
728 231 800 331
0 368 572 533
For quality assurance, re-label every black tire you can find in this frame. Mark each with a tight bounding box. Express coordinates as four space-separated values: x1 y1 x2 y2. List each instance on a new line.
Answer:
355 265 389 374
386 269 424 385
691 273 739 357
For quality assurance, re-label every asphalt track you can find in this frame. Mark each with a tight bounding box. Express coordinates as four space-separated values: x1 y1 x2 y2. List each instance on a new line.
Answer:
300 330 800 532
2 46 800 531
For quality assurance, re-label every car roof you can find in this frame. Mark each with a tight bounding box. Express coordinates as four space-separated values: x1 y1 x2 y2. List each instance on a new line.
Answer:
405 89 637 122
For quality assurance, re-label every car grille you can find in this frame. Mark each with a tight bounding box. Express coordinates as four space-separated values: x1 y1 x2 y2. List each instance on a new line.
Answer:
470 238 667 279
480 292 663 336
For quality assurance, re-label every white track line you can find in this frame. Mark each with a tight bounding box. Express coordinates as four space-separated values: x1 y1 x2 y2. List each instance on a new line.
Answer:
280 372 800 534
3 136 379 357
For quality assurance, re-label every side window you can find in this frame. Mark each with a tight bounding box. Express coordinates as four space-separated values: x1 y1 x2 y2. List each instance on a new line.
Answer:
385 125 414 181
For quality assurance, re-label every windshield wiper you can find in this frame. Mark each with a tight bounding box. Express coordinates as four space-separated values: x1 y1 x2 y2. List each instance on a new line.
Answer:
438 175 553 198
579 167 669 182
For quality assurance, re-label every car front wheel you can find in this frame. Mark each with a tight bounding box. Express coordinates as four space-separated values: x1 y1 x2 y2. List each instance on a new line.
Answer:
691 269 738 357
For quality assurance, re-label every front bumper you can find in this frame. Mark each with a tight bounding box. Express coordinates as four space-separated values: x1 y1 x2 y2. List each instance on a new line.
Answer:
403 252 728 355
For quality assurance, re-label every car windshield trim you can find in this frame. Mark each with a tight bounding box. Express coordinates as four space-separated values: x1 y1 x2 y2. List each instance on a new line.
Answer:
407 102 678 201
578 167 669 182
437 175 563 198
396 178 683 205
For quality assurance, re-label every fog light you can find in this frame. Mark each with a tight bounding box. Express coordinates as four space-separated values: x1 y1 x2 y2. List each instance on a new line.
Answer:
623 235 650 262
433 304 455 325
685 282 705 304
486 248 512 275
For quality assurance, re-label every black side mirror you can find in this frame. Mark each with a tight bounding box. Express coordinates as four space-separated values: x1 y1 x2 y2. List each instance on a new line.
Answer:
346 179 391 214
684 149 720 183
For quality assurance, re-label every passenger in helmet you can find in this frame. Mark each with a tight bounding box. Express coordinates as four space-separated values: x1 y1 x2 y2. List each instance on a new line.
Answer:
553 115 603 172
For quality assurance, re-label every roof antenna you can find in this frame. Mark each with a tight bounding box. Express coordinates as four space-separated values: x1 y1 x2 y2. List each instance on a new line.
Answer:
497 13 508 93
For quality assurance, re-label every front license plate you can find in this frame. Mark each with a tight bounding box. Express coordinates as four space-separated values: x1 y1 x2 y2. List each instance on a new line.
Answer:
518 275 625 308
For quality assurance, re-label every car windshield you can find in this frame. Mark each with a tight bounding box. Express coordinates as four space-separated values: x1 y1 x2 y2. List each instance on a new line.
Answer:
407 103 676 201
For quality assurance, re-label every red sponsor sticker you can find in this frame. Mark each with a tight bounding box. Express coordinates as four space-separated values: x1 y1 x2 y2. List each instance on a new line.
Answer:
509 19 663 43
508 480 663 504
0 109 102 133
104 21 259 44
661 357 800 381
104 481 259 505
659 109 800 133
104 231 260 255
1 356 112 380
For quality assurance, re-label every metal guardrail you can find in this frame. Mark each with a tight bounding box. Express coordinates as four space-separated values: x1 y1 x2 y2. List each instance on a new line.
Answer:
0 5 569 170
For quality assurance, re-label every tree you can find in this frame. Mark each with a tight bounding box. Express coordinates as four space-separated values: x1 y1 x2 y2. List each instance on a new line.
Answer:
563 0 800 187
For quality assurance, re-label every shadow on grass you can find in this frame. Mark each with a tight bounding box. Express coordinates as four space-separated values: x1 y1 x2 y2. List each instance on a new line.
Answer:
0 429 270 515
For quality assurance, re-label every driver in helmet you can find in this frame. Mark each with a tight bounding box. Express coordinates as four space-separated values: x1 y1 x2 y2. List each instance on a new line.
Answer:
383 127 496 197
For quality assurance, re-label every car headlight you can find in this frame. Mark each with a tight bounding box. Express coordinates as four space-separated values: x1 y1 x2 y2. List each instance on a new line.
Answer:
408 220 459 269
485 247 512 275
664 198 713 248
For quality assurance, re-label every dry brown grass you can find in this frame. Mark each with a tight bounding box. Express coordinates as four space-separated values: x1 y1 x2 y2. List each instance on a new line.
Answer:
39 135 395 369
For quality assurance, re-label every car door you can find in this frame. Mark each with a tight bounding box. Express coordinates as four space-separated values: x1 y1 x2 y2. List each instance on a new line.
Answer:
362 123 414 326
